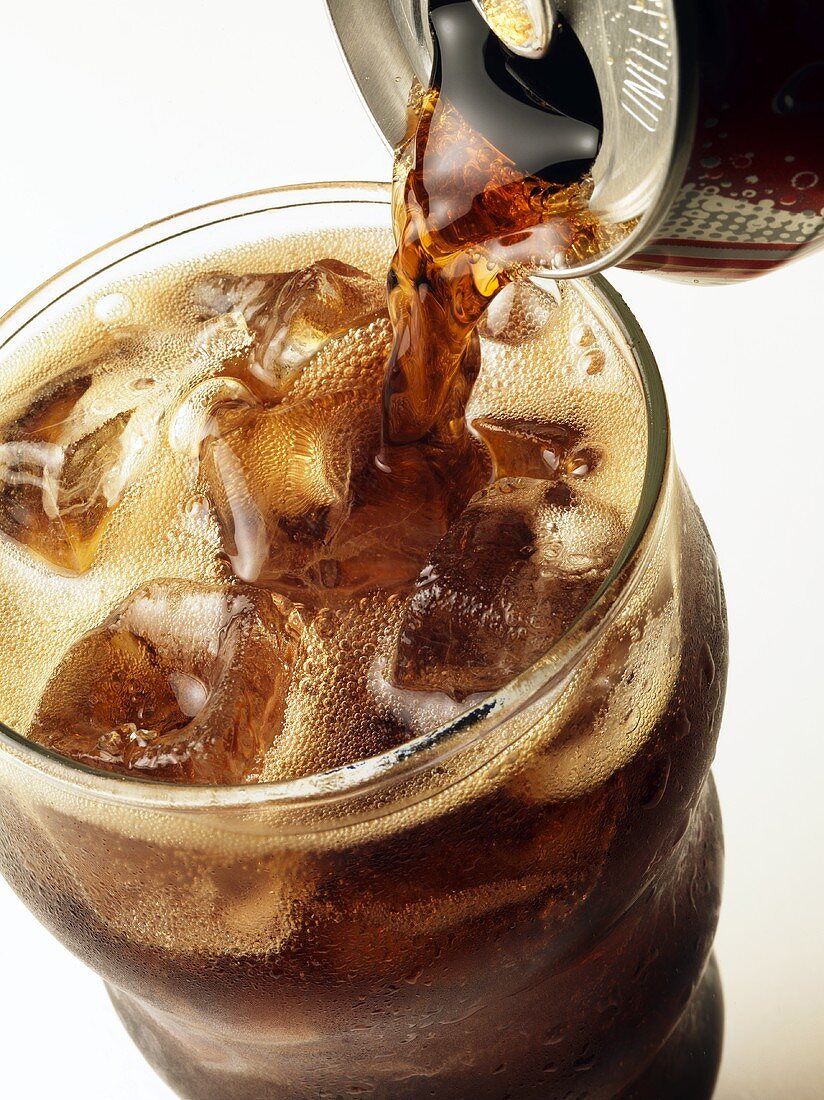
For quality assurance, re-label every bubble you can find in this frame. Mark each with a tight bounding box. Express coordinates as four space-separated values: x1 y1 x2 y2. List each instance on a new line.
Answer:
565 447 600 478
93 292 133 324
542 448 560 473
570 324 595 348
183 494 209 519
579 348 605 376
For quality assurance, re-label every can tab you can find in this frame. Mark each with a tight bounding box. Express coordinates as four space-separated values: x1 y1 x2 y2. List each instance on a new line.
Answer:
471 0 556 59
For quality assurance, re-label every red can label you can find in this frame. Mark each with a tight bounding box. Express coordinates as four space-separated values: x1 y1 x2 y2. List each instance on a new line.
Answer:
625 0 824 282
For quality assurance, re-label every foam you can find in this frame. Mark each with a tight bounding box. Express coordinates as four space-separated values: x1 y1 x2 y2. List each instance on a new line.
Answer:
0 224 651 800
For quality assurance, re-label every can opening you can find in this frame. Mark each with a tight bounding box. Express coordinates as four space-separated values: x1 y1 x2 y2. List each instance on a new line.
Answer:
471 0 555 59
326 0 685 275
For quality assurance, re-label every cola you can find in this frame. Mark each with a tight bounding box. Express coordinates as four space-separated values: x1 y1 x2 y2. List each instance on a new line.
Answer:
382 0 634 443
0 2 730 1095
0 185 726 1097
4 238 636 786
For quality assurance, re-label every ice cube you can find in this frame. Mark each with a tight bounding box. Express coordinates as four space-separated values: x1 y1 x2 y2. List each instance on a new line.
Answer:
478 280 558 345
323 432 488 601
0 362 162 574
195 260 385 394
200 389 487 605
29 580 300 784
473 416 590 481
259 593 411 783
200 388 374 589
0 311 268 575
390 478 624 700
167 376 259 458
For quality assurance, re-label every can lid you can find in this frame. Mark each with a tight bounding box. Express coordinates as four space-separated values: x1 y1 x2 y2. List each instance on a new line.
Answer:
325 0 692 276
470 0 555 59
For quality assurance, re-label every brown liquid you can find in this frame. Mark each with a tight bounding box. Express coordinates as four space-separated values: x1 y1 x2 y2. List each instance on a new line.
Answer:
0 6 727 1097
382 0 635 446
0 219 726 1099
0 0 643 789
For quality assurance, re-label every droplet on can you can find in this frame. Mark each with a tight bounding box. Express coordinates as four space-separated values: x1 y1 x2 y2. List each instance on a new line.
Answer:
792 171 818 191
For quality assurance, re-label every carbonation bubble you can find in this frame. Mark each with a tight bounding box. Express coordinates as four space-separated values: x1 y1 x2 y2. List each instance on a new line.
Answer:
579 348 605 375
571 324 595 347
184 494 209 519
94 292 133 324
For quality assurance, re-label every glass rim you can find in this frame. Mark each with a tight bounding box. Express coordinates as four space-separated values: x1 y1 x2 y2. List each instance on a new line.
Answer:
0 181 670 811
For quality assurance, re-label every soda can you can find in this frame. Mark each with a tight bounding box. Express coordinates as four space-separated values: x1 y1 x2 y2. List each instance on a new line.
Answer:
326 0 824 282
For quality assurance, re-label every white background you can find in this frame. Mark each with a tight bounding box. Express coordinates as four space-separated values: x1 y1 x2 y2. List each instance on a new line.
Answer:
1 2 822 1097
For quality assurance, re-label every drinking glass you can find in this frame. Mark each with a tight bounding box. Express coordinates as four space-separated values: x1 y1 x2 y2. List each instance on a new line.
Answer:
0 182 727 1099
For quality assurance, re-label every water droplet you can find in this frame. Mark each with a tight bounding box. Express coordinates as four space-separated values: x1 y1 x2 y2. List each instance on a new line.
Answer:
571 323 595 347
641 755 671 808
792 170 818 191
543 1024 566 1046
623 706 641 732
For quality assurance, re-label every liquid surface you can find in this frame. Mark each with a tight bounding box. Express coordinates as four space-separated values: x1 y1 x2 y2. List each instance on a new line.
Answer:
0 223 647 784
